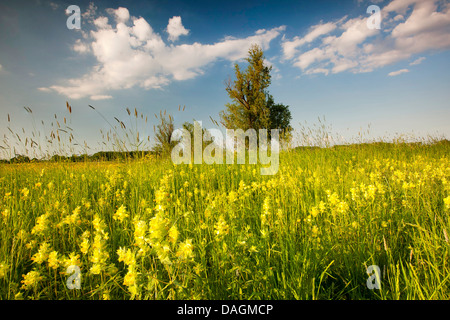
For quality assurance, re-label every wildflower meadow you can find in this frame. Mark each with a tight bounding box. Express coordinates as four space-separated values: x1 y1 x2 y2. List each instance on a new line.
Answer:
1 138 449 300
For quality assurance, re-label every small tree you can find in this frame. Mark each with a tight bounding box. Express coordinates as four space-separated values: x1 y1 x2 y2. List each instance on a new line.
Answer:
220 44 292 147
266 94 293 144
220 44 272 132
152 111 175 157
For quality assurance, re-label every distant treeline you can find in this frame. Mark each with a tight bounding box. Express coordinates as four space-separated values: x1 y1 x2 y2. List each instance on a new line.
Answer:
0 151 157 164
1 139 449 164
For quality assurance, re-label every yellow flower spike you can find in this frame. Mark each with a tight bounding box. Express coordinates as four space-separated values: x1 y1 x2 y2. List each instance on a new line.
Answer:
21 270 43 290
48 251 59 269
444 196 450 210
169 225 179 245
90 264 102 275
31 242 51 264
214 216 229 240
310 206 319 218
63 252 81 269
21 187 30 199
312 225 319 236
0 262 9 279
176 239 194 261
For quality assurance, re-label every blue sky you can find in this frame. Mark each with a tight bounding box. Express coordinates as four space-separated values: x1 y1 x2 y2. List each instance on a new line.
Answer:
0 0 449 157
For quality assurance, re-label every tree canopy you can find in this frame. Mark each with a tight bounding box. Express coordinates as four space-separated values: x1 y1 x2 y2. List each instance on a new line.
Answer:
220 44 292 141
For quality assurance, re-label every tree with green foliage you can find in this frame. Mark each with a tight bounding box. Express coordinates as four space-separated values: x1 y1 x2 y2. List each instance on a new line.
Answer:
152 111 175 156
220 44 272 132
220 44 292 144
266 94 293 141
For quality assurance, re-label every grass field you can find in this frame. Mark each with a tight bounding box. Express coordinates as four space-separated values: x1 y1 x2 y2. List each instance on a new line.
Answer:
1 140 449 300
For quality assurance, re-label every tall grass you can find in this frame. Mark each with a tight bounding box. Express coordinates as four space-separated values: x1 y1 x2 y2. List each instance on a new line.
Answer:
0 135 449 299
0 104 449 299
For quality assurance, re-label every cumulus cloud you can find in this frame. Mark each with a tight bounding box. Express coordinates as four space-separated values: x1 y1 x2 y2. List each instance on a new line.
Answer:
282 0 450 75
281 22 337 60
166 16 189 42
43 7 285 99
409 56 425 65
388 68 409 76
90 95 113 100
73 39 90 53
107 7 130 23
38 87 52 92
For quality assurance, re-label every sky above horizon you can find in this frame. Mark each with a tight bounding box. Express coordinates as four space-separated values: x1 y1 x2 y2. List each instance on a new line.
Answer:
0 0 449 157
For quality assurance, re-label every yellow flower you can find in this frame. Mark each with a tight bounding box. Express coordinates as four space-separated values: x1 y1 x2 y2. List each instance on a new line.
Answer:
32 212 50 235
228 191 238 203
310 206 319 218
80 232 90 255
176 239 194 261
117 247 136 267
154 243 172 265
21 270 42 290
351 221 359 229
90 263 103 275
318 201 327 213
139 198 147 209
113 204 129 222
127 284 138 297
62 206 81 226
214 216 229 240
148 213 169 241
444 196 450 210
48 251 59 269
0 262 8 279
123 270 136 287
21 188 30 199
168 225 179 245
1 208 9 218
133 219 148 248
327 192 340 206
31 242 51 264
63 252 81 269
336 201 349 214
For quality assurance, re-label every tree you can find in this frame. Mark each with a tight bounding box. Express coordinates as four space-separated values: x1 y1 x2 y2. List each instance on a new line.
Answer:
266 94 292 139
152 111 175 156
220 44 272 132
220 44 292 144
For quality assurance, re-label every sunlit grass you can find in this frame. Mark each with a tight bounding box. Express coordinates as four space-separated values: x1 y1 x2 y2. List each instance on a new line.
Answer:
0 139 449 300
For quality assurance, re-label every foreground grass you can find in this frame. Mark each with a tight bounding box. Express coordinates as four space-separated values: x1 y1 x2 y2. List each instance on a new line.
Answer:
0 141 449 300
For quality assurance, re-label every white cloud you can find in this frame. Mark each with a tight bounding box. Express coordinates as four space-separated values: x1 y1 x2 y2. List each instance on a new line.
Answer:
305 68 329 76
409 56 425 65
43 8 285 99
282 22 337 60
283 0 450 76
388 68 409 76
166 16 189 42
90 95 113 100
82 2 97 22
106 7 130 23
73 39 90 53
